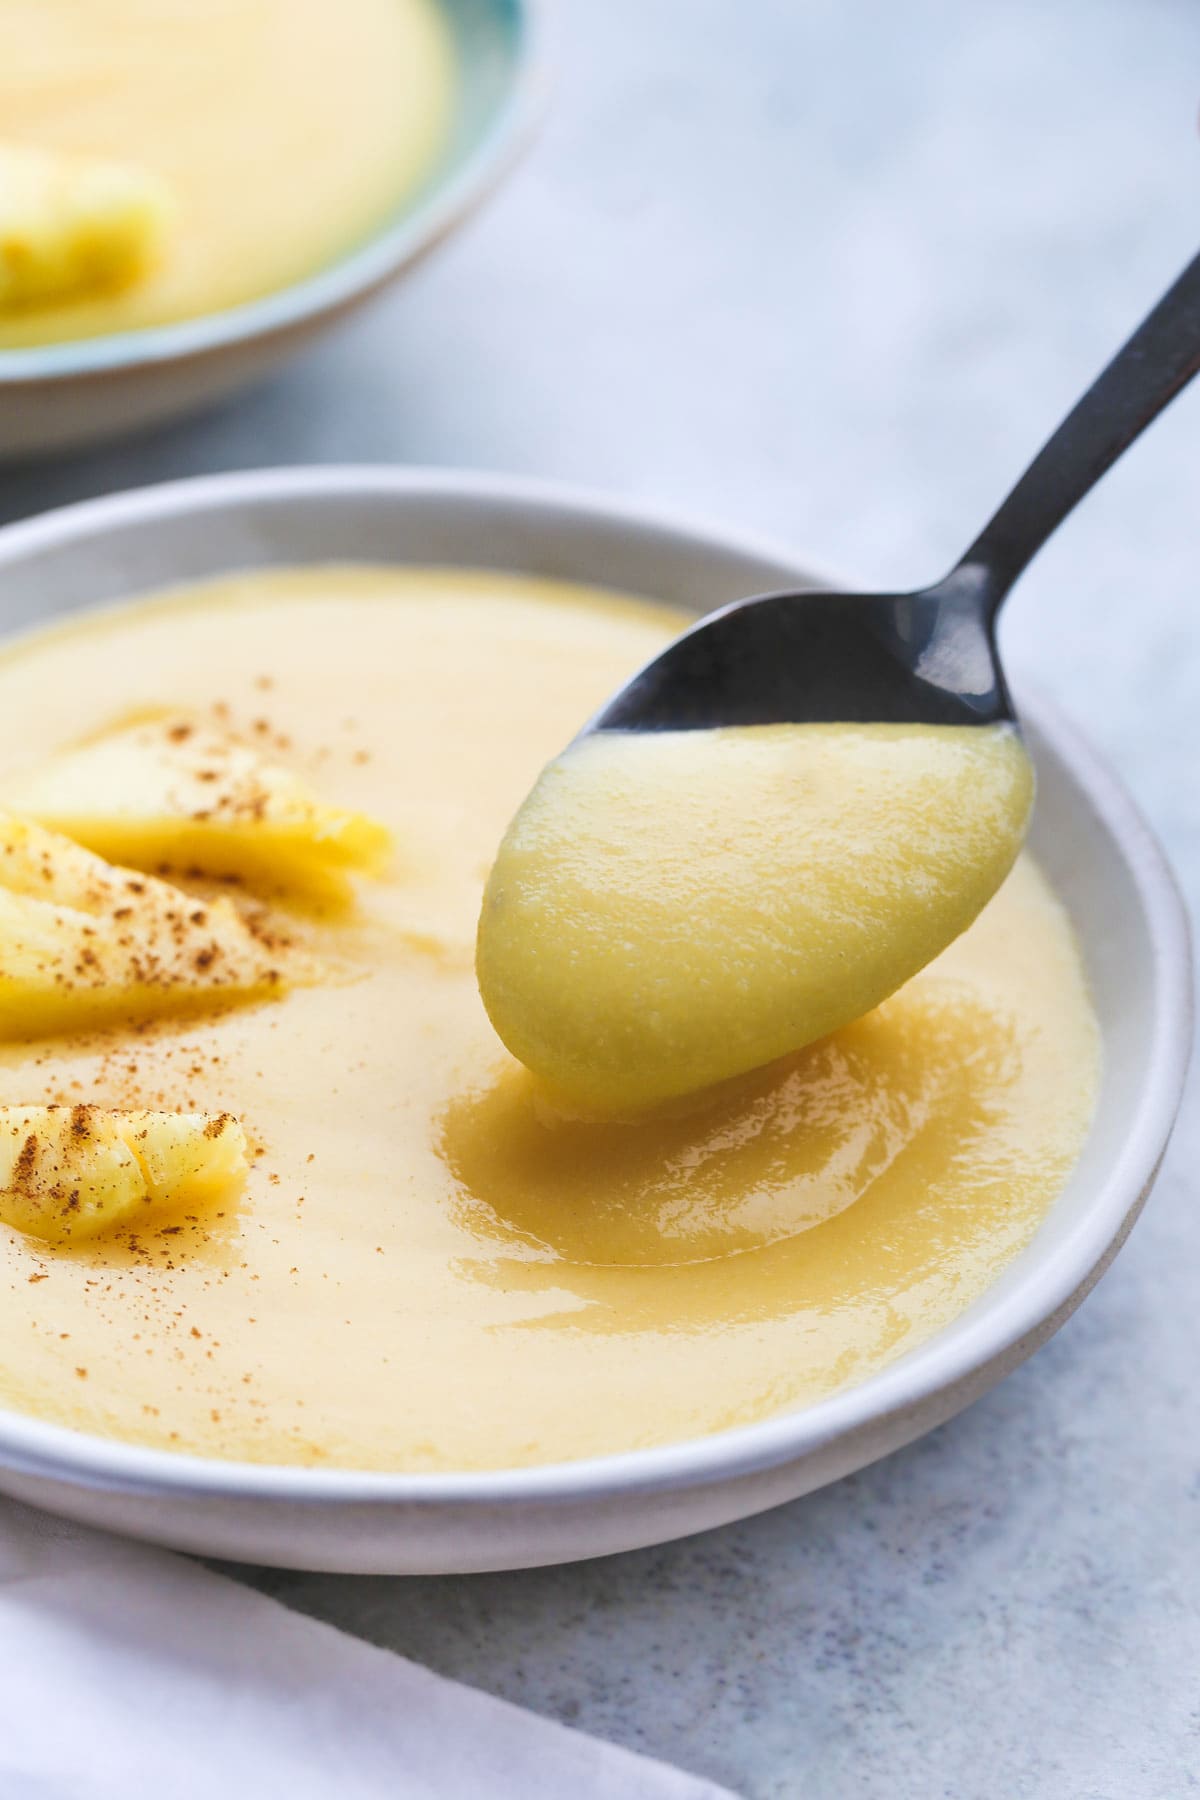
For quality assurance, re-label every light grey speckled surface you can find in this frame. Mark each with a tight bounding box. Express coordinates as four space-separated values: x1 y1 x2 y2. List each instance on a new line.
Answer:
5 3 1199 1795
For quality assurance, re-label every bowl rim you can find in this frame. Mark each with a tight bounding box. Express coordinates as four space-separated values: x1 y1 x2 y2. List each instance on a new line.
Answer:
0 463 1190 1507
0 0 550 385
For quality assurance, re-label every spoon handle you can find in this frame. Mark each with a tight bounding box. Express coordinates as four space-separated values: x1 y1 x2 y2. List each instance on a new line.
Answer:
957 247 1200 610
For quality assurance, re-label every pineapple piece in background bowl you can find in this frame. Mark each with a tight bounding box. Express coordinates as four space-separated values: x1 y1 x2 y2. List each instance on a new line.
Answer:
0 143 171 312
0 810 301 1040
0 1104 246 1243
2 714 392 902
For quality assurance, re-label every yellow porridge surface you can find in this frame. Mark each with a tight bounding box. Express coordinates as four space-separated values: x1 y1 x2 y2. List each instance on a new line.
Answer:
0 567 1099 1469
478 719 1034 1109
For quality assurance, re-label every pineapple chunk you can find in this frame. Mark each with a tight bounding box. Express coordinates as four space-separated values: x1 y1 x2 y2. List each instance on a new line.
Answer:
0 143 171 311
0 1104 246 1243
118 1108 247 1207
0 810 296 1039
3 715 391 899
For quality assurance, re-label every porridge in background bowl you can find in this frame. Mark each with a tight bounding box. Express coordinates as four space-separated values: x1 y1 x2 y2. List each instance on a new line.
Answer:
0 0 455 348
0 7 543 453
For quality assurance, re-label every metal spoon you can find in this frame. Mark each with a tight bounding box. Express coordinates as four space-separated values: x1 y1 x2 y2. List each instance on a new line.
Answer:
586 249 1200 735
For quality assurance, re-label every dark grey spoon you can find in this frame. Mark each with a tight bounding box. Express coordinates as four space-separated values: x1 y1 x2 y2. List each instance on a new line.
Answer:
588 248 1200 734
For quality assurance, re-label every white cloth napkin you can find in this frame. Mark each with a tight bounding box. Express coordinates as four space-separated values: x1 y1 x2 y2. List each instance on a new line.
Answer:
0 1498 736 1799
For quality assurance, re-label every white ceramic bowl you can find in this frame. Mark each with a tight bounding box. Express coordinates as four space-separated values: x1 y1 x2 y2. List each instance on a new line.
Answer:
0 1 547 459
0 467 1188 1573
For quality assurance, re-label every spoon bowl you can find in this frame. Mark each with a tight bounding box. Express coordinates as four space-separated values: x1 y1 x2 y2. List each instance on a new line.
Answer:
589 568 1010 733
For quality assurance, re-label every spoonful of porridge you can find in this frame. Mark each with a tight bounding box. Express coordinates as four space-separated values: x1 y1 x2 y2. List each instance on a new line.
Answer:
478 248 1200 1109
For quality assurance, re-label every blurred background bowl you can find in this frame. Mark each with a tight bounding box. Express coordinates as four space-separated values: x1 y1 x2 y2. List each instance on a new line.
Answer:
0 0 547 461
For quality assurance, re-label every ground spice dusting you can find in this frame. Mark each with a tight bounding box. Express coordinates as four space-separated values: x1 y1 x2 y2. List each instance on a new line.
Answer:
0 671 392 1464
13 1134 37 1188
